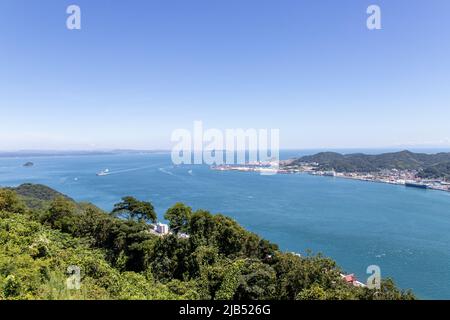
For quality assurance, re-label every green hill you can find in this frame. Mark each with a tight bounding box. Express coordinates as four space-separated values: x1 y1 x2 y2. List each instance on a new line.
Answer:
0 185 415 300
6 183 75 210
293 150 450 178
11 183 74 201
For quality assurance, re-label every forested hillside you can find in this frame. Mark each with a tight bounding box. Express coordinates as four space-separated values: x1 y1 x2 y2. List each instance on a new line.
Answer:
293 150 450 179
0 184 415 300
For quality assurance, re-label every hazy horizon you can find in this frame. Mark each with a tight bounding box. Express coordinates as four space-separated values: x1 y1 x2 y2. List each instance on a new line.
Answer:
1 146 449 154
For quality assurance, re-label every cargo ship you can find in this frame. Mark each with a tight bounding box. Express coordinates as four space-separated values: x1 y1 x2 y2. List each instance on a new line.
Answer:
405 181 428 189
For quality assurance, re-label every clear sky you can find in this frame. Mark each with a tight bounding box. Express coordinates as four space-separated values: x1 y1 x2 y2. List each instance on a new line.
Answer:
1 0 449 150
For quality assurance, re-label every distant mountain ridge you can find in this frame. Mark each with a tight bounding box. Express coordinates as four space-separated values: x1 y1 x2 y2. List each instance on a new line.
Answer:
292 150 450 179
0 149 170 158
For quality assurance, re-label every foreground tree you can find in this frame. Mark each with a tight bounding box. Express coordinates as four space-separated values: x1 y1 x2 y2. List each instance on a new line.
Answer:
45 196 77 232
111 196 156 223
0 189 26 214
164 203 192 234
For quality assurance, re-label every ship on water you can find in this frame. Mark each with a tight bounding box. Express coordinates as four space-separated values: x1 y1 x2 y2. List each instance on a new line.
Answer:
96 169 110 176
405 181 428 189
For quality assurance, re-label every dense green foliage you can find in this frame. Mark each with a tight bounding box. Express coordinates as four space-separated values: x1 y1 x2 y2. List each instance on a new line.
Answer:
164 203 192 234
112 196 157 223
0 184 415 300
418 162 450 180
293 150 450 179
8 183 73 210
11 183 73 202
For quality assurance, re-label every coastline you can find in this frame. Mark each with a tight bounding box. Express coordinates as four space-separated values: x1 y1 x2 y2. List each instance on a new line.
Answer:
319 172 450 193
210 164 450 194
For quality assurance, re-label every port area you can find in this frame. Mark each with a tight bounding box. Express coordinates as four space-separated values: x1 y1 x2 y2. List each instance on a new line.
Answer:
286 163 450 193
211 163 450 193
320 171 449 192
211 161 284 175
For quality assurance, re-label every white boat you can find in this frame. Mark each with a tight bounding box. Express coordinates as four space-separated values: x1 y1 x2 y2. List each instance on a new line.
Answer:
96 169 110 176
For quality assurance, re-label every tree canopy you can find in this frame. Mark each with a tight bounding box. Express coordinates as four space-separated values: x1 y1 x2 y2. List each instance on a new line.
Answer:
111 196 156 223
164 203 192 234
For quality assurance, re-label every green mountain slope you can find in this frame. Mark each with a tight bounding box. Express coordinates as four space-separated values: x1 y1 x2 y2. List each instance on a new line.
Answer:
293 150 450 178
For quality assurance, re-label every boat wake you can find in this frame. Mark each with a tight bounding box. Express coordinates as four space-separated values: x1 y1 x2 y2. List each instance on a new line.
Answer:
97 165 156 176
158 167 175 176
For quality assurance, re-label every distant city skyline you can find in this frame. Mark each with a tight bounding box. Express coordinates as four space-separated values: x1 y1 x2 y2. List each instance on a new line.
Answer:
1 0 450 150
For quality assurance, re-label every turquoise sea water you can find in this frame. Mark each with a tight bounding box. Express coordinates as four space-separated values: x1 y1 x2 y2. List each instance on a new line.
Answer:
1 151 449 299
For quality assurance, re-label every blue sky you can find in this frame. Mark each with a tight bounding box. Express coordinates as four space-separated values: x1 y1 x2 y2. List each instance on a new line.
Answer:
0 0 449 150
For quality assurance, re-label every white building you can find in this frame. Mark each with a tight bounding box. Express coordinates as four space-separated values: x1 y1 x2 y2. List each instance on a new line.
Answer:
155 222 169 235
